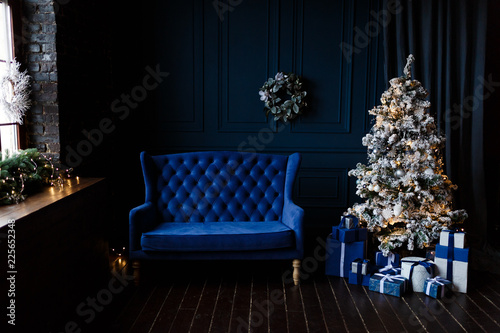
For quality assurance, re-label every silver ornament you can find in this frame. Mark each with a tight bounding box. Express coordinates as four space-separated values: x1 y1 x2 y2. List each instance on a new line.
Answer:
393 203 403 217
395 169 405 177
424 168 434 175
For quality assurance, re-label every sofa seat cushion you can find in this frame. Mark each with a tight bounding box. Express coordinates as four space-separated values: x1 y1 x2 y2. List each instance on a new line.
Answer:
141 222 294 252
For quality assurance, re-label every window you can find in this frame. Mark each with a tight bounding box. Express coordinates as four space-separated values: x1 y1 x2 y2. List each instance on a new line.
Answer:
0 0 20 158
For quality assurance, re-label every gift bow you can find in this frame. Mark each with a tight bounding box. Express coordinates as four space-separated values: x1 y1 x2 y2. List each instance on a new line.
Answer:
379 265 401 275
351 258 370 274
378 252 398 273
425 276 449 298
340 214 359 229
374 273 406 294
352 258 370 275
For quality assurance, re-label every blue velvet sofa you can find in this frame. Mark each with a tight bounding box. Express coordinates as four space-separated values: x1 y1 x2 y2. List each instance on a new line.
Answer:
129 151 304 284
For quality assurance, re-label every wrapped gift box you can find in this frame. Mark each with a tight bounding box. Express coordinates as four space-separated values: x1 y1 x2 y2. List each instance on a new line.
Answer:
435 244 469 262
401 257 435 293
424 276 453 299
434 244 469 293
351 258 371 275
369 273 408 297
332 215 368 243
439 230 467 249
349 270 371 286
325 235 365 278
434 259 468 293
331 227 368 243
375 252 401 268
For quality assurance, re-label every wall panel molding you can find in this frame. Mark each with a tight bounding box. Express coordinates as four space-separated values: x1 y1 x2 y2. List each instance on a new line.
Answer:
217 0 279 133
294 168 348 208
290 0 354 134
159 0 204 132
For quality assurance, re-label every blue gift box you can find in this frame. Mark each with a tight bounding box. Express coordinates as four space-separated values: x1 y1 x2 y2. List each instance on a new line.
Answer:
325 235 365 278
435 244 469 262
332 215 368 243
349 270 371 286
375 252 401 268
369 273 408 297
332 227 368 243
424 276 452 299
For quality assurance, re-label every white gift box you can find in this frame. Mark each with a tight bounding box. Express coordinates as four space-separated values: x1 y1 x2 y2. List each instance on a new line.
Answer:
434 258 468 293
439 230 466 249
401 257 435 293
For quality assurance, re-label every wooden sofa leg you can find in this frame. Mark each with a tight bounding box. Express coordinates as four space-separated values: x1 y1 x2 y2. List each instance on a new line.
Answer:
292 259 301 286
132 260 141 286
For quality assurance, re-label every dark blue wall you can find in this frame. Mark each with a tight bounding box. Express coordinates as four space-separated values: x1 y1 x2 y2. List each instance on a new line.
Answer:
137 0 386 228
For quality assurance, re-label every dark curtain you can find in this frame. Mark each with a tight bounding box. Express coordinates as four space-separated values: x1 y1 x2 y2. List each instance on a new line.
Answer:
382 0 491 251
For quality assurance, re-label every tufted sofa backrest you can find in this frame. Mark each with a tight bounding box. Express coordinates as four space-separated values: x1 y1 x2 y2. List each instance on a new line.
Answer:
141 151 291 223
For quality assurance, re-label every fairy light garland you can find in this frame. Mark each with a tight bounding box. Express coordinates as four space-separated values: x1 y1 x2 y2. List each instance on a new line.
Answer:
0 148 65 204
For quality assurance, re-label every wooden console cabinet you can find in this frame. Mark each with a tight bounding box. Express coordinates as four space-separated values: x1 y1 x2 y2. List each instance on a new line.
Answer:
0 178 110 331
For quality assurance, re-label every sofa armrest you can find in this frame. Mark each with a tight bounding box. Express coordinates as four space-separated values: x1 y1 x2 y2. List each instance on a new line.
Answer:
282 153 304 257
129 201 158 251
282 199 304 256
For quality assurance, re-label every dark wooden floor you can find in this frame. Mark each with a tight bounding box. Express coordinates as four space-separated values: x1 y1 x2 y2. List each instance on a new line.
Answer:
87 254 500 333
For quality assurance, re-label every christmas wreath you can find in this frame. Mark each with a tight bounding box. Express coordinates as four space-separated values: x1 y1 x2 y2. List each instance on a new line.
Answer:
259 72 307 123
0 60 31 124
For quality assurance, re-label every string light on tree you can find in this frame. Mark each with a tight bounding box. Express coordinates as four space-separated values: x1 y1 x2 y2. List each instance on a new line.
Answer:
345 54 467 256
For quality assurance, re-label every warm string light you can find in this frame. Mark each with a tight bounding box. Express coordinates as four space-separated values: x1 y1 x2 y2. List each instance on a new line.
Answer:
0 149 71 204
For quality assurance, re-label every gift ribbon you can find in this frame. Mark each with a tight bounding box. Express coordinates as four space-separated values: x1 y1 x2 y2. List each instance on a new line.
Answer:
374 273 406 294
354 268 364 285
340 242 345 277
376 252 399 267
387 253 396 266
445 231 456 281
425 276 449 298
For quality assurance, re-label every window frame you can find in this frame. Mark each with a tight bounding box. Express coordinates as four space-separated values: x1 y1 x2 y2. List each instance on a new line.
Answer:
0 0 25 157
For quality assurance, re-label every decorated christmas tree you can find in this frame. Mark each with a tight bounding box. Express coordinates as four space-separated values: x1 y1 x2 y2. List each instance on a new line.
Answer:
346 55 467 256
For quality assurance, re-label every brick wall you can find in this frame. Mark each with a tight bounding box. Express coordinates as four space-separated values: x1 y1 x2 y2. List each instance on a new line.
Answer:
20 0 60 161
